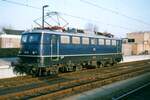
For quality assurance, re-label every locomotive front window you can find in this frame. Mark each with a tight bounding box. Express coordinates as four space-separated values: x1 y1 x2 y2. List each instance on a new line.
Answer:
21 35 28 43
28 34 41 43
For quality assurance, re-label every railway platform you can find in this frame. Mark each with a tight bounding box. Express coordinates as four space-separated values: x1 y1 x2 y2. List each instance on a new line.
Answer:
0 57 18 79
63 72 150 100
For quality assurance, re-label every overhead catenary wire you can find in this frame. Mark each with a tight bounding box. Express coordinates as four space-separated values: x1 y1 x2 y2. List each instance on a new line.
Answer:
0 0 138 31
60 12 134 31
80 0 150 26
1 0 41 9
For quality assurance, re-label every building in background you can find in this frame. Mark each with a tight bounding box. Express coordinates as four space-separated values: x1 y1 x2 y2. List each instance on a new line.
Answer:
123 32 150 56
0 28 23 48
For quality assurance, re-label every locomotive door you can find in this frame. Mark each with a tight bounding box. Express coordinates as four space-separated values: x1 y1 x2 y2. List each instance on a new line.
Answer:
50 35 59 60
116 40 120 53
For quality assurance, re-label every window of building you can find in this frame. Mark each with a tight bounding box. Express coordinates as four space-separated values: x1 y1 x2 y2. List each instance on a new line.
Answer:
91 38 97 45
82 37 89 45
112 40 116 46
106 39 111 45
128 39 135 43
61 35 70 44
99 39 104 45
72 36 80 44
6 38 13 48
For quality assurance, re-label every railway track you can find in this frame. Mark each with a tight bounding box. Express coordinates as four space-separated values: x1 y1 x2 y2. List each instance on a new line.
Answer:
0 59 147 88
31 66 150 100
0 60 150 100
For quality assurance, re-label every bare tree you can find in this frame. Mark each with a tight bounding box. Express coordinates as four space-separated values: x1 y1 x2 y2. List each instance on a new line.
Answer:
85 23 93 32
85 23 99 33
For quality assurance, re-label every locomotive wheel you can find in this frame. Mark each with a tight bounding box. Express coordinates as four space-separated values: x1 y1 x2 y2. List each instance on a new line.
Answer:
77 64 82 71
99 61 105 67
73 66 76 71
60 67 67 73
63 67 67 72
112 60 118 66
51 70 58 76
37 68 42 76
100 63 104 67
30 68 37 76
96 61 101 68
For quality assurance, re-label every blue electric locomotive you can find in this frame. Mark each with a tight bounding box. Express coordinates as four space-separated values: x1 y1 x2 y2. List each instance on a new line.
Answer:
12 29 123 76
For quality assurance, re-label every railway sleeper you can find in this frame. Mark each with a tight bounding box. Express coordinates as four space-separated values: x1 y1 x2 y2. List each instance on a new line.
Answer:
1 66 149 100
32 69 149 100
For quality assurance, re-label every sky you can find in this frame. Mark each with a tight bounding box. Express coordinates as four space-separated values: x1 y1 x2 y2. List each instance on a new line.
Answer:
0 0 150 38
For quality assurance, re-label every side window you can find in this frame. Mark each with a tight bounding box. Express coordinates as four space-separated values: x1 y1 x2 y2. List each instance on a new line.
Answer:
99 39 104 45
112 40 116 46
72 36 80 44
91 38 97 45
106 39 111 45
61 35 70 44
82 37 89 45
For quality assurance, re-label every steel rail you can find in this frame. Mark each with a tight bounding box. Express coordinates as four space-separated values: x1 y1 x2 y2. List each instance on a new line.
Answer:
0 64 149 100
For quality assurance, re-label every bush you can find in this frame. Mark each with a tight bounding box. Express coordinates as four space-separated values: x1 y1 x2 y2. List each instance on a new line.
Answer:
0 48 20 57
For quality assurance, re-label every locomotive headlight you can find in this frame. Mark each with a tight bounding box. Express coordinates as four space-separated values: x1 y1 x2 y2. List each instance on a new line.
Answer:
32 51 37 55
24 51 29 54
18 50 21 54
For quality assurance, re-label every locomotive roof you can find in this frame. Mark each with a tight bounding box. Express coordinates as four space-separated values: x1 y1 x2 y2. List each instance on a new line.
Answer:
23 29 120 40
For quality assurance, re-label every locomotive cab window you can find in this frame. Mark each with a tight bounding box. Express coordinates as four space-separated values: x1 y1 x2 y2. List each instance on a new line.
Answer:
72 36 80 44
21 34 28 43
61 35 70 44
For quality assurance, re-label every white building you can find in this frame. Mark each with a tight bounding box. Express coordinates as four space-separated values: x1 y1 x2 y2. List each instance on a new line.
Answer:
0 34 21 48
0 28 23 48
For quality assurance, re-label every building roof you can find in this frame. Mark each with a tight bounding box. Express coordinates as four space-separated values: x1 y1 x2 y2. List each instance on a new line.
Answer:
127 31 150 34
0 34 21 39
3 28 24 35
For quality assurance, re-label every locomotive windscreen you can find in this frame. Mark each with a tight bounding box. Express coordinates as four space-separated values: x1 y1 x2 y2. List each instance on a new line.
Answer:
21 33 41 43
